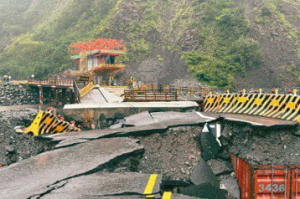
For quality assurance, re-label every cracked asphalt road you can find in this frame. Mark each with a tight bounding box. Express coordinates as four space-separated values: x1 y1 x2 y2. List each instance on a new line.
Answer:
42 172 162 199
0 138 144 199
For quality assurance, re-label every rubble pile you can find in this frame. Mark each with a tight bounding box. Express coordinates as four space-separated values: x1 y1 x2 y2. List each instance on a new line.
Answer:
0 84 38 106
0 109 53 166
223 122 300 165
134 124 238 199
137 126 201 181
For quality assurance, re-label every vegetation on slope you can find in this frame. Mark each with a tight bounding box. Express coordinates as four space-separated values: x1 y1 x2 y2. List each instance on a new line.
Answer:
0 0 298 88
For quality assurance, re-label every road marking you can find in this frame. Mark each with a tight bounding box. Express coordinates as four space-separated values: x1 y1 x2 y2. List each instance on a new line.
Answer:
162 192 172 199
144 174 158 196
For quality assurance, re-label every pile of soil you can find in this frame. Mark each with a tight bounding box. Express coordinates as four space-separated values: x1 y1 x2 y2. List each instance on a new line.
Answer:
137 126 202 181
223 122 300 165
0 109 54 166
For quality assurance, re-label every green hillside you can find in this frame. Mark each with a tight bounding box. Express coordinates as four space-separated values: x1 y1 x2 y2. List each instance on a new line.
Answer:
0 0 299 89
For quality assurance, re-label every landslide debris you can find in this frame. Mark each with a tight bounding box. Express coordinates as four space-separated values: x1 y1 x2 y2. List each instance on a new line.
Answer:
224 122 300 165
136 126 202 181
0 109 54 166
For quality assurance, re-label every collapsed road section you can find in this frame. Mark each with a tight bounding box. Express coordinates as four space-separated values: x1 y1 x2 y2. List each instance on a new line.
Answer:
0 109 299 199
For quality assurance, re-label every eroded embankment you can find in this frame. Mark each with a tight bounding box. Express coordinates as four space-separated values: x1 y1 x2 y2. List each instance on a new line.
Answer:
223 121 300 165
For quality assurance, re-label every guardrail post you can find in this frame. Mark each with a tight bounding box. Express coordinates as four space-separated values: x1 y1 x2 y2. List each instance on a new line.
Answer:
38 86 43 111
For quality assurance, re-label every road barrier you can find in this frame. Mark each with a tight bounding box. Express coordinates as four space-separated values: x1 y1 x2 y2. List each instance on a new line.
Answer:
79 82 95 98
204 92 300 123
24 111 80 136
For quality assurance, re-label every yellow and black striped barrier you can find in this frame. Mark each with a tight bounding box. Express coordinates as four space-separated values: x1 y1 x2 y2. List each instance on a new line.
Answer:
204 91 300 123
24 111 80 136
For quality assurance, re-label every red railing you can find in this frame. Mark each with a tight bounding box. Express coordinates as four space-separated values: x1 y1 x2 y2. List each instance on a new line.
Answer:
27 78 73 87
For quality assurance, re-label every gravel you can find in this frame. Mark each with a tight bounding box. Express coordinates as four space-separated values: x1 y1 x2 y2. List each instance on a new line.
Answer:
0 109 54 166
136 126 202 181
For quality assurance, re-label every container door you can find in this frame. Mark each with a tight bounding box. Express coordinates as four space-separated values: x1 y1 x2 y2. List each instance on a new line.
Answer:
291 166 300 199
238 158 251 199
254 165 290 199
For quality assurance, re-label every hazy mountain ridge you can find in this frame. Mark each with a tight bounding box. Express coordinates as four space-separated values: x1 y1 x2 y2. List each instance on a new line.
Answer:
0 0 299 88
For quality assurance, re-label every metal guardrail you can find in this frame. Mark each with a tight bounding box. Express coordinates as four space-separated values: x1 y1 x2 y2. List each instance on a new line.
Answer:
124 89 178 102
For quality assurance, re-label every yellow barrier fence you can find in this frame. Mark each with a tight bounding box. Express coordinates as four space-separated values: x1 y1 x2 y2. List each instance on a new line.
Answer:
204 93 300 123
24 111 80 136
79 82 95 98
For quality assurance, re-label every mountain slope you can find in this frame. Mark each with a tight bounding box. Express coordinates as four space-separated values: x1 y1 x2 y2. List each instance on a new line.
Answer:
0 0 299 88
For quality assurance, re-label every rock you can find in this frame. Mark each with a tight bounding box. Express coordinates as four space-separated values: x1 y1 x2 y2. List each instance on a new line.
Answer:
14 126 23 131
220 177 240 199
190 158 219 187
207 159 233 175
15 128 24 134
179 184 227 199
200 124 221 161
217 149 230 160
5 145 15 153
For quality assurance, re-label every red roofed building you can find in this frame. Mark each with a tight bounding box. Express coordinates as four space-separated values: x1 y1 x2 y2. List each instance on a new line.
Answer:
68 38 127 84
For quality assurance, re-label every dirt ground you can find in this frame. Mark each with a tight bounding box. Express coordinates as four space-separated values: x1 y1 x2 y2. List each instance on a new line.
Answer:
0 109 54 166
136 126 202 181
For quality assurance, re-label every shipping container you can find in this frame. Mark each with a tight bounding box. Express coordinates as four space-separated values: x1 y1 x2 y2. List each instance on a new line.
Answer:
230 154 300 199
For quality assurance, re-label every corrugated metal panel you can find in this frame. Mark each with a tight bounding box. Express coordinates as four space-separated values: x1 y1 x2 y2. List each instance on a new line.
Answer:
231 154 292 199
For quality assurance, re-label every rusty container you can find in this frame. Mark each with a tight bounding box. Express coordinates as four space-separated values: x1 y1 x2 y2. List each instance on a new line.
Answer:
230 153 300 199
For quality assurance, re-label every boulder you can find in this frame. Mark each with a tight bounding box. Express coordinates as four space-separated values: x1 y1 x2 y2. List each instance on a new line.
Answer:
190 158 219 187
220 177 240 199
207 159 233 175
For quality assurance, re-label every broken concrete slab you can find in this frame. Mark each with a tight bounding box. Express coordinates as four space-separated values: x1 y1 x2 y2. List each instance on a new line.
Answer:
0 138 144 199
124 111 155 126
150 111 202 123
179 183 227 199
46 113 216 143
53 138 88 149
207 159 233 175
42 172 162 199
200 124 221 161
190 158 219 187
